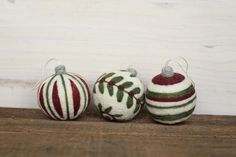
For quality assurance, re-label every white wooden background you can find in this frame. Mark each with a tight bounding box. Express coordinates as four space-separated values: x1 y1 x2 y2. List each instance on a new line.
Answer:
0 0 235 115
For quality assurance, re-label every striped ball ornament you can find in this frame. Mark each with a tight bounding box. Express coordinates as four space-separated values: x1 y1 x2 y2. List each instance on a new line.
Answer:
146 66 196 124
37 65 90 120
93 69 145 121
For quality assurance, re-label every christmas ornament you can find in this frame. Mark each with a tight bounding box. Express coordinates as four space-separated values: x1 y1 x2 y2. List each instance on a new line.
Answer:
37 64 90 120
93 68 145 121
146 59 196 124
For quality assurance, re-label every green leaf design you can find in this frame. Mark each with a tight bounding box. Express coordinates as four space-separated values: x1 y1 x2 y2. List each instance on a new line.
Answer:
122 82 133 88
104 106 112 113
116 90 124 102
97 73 106 81
98 83 104 94
131 87 141 94
113 114 123 117
133 105 140 114
105 72 115 79
140 94 145 104
111 76 123 83
127 97 133 109
107 84 113 96
98 103 102 111
93 86 96 93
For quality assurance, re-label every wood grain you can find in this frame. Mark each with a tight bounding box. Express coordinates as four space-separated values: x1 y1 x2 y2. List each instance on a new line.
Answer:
0 0 236 115
0 107 235 157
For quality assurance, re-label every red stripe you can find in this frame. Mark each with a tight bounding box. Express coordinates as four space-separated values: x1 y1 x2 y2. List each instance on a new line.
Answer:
52 81 64 118
39 84 50 116
146 89 195 102
70 80 81 116
152 73 185 85
76 75 91 109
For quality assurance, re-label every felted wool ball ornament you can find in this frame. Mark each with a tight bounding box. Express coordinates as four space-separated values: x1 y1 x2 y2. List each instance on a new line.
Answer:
93 69 145 121
146 62 196 124
37 65 91 120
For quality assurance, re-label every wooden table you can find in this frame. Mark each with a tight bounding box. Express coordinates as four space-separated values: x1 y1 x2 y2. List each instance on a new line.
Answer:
0 107 235 157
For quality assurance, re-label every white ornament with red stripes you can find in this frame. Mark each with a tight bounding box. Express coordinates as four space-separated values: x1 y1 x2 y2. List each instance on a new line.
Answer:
146 65 196 124
37 65 91 120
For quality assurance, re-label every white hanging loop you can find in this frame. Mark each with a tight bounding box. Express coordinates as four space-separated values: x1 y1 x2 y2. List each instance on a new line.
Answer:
163 57 195 87
32 58 61 90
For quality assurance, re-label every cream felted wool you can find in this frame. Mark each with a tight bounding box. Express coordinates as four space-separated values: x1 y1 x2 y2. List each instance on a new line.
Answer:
93 69 145 121
146 65 196 124
37 65 90 120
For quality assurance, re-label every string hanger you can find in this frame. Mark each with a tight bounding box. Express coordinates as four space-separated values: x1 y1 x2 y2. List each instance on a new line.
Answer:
32 58 61 90
162 57 195 87
164 57 189 77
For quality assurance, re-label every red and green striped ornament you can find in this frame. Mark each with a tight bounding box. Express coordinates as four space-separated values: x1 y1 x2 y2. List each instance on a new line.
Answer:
146 65 196 124
93 68 145 121
37 65 91 120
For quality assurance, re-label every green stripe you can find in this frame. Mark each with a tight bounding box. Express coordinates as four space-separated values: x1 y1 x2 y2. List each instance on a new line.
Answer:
150 107 195 122
146 84 194 99
67 74 87 112
46 75 58 120
60 74 70 119
146 96 196 109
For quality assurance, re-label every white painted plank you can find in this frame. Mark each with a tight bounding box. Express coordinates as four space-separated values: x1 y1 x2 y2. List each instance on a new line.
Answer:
0 0 235 115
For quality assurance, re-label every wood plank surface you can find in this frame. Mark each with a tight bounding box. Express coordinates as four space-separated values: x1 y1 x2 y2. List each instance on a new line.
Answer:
0 0 236 115
0 107 235 157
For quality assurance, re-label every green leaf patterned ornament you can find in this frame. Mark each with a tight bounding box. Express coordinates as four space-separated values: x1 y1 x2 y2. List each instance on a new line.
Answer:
93 69 145 121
